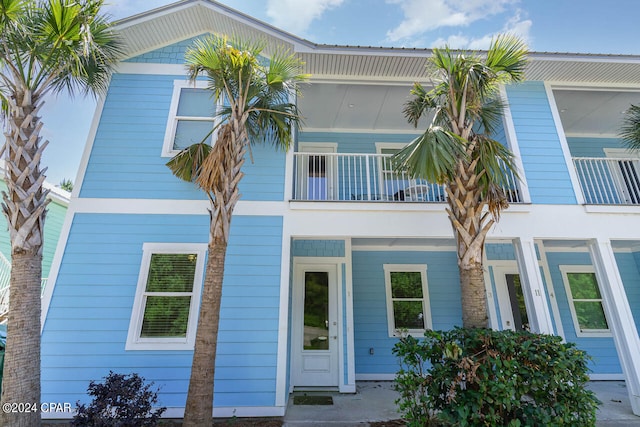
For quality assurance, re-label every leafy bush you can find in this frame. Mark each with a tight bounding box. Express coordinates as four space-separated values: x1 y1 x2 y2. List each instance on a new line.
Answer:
72 371 166 427
393 328 600 427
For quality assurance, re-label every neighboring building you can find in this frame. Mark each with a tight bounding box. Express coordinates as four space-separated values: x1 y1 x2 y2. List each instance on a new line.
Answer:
40 0 640 419
0 165 70 321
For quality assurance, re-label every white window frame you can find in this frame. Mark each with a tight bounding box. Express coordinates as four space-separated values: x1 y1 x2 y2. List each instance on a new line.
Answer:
559 265 611 338
383 264 431 337
162 80 220 157
126 242 207 350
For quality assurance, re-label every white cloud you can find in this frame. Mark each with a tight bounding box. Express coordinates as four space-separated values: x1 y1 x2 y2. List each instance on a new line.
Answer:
104 0 172 20
386 0 518 42
266 0 345 36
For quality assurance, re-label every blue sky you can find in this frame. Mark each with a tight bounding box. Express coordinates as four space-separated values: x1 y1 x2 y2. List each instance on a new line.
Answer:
40 0 640 186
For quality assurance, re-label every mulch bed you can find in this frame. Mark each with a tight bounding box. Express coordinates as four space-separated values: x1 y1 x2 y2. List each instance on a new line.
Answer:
369 421 406 426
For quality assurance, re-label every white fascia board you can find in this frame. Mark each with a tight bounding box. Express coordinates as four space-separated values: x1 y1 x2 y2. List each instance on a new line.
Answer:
72 93 106 199
69 198 287 216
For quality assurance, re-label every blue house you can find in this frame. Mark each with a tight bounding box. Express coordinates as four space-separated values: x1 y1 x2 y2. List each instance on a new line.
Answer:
40 0 640 419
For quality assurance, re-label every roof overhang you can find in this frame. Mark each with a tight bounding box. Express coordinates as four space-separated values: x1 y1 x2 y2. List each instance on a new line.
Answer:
114 0 640 87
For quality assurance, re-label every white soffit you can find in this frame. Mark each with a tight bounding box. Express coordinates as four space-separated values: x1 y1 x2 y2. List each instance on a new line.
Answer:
114 1 640 86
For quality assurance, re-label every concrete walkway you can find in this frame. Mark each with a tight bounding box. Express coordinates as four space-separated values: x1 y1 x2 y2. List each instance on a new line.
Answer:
283 381 640 426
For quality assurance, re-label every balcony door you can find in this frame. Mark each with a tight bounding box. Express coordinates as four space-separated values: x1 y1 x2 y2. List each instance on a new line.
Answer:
298 143 337 201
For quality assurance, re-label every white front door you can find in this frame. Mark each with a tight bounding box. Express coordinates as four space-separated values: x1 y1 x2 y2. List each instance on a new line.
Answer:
291 263 339 388
494 266 530 331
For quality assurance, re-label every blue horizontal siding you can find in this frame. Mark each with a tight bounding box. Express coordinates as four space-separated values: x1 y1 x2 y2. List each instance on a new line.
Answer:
506 82 577 204
80 73 286 201
352 250 461 375
126 36 204 64
291 239 345 257
567 137 624 157
546 251 621 374
42 213 284 408
617 251 640 333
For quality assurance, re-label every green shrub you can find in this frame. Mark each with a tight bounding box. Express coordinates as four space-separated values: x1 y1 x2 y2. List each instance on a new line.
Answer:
393 328 600 427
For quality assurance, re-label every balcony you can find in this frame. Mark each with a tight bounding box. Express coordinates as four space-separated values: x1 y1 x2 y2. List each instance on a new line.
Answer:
573 157 640 205
292 152 522 204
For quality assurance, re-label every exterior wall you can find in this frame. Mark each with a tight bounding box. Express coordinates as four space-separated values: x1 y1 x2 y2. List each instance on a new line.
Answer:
41 213 283 409
291 239 345 257
79 73 285 201
545 251 622 375
505 82 577 204
352 250 460 375
567 137 624 157
618 251 640 333
125 36 203 64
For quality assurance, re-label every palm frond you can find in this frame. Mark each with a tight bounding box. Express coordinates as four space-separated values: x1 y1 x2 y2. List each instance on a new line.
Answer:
393 126 467 184
165 142 213 183
473 135 519 189
485 34 528 84
620 104 640 151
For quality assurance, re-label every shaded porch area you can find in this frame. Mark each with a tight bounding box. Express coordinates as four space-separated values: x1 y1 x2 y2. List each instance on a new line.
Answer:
283 381 638 426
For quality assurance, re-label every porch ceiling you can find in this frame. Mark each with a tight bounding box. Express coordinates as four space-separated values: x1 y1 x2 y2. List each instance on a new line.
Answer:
116 1 640 137
552 89 640 137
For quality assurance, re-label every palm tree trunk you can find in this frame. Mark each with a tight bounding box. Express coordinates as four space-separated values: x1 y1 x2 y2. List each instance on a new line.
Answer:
0 253 42 427
0 93 47 427
183 122 245 426
183 239 226 426
446 161 493 329
459 263 488 328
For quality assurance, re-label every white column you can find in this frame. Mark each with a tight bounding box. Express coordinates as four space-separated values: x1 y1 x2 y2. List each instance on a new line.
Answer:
589 238 640 415
512 238 554 334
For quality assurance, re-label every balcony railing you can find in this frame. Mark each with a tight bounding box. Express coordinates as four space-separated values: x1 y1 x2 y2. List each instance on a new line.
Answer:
0 252 48 323
293 152 522 203
573 157 640 205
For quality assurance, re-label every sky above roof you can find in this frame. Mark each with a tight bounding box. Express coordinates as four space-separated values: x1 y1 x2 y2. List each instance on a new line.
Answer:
40 0 640 186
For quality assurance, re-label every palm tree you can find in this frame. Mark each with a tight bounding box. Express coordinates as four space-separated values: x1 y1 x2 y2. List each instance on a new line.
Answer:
166 35 308 426
396 35 528 328
0 1 120 425
621 104 640 150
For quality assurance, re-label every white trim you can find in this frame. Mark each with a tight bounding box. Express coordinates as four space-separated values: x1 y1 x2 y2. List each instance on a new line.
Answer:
604 148 640 159
41 211 76 329
275 220 292 406
162 80 218 157
589 373 625 380
303 127 421 135
125 242 207 350
500 86 531 203
484 255 500 330
355 373 396 381
73 94 106 198
42 405 287 420
69 198 286 216
544 82 586 205
383 264 431 337
589 238 640 415
536 240 566 339
559 265 612 338
344 238 356 389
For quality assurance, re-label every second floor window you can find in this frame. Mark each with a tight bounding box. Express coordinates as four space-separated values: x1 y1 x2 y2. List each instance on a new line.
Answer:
162 80 219 157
